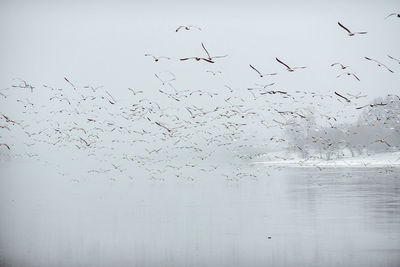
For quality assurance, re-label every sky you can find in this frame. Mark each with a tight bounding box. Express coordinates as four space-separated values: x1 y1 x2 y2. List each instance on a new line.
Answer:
0 0 399 105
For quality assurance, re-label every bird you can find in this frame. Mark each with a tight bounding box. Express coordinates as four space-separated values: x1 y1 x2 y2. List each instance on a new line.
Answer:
180 57 214 63
128 88 143 95
260 90 289 96
346 93 367 99
336 72 360 81
79 137 91 146
206 70 222 76
334 92 351 102
356 103 388 109
275 58 306 72
175 25 201 32
387 55 400 64
364 57 394 73
385 13 400 19
201 42 227 61
249 64 278 77
11 78 35 92
0 143 10 150
64 77 77 90
331 62 351 69
337 22 367 36
2 114 18 124
145 54 171 62
154 72 176 85
189 90 217 97
154 121 183 133
373 139 391 147
248 83 275 90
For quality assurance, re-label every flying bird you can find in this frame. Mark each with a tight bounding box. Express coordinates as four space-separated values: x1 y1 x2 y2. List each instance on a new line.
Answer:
384 13 400 19
11 78 35 92
2 114 18 124
337 22 367 36
128 88 143 95
145 54 171 62
275 58 306 72
373 139 391 147
201 42 227 61
180 57 214 63
64 77 77 90
356 103 388 109
387 55 400 64
154 121 183 133
249 64 277 77
335 92 351 102
336 72 360 81
331 63 351 70
206 70 222 76
0 143 10 150
346 93 367 99
154 72 176 85
176 25 201 32
364 57 394 73
79 137 91 146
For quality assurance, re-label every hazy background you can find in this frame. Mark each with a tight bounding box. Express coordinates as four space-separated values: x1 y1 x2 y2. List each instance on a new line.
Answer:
1 0 400 266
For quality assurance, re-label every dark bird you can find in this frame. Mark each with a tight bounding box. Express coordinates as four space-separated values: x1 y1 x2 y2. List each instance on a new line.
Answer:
64 77 77 90
337 22 367 36
0 143 10 150
2 114 18 124
385 13 400 19
249 64 278 77
260 90 288 96
176 25 201 32
180 57 214 63
154 121 183 133
364 57 394 73
79 137 91 146
335 92 351 102
275 58 306 72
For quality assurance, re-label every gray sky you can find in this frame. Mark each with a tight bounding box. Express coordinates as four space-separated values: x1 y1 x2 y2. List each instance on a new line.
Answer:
1 0 399 103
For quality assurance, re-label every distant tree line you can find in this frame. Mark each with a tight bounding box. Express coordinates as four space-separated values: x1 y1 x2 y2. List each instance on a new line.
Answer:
284 94 400 160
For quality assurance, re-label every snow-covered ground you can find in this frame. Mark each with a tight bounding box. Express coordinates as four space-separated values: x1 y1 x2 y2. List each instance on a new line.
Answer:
253 151 400 168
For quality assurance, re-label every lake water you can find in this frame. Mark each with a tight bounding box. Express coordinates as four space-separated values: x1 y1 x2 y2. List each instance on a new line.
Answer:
0 164 399 267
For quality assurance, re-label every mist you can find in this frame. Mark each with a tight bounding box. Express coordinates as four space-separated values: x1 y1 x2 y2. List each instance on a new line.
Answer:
1 0 400 266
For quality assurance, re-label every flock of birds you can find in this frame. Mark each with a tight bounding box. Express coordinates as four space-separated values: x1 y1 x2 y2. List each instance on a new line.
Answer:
0 14 399 182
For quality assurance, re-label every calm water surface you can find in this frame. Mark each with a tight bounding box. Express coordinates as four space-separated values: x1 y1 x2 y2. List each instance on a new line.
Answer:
0 165 399 267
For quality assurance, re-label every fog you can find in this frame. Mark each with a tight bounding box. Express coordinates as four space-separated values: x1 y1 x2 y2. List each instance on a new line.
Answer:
0 0 400 266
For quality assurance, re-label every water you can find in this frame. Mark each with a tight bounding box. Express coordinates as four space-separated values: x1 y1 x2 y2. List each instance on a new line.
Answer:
0 164 399 267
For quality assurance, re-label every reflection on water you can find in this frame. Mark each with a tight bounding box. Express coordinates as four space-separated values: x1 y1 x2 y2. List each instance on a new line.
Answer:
0 166 399 267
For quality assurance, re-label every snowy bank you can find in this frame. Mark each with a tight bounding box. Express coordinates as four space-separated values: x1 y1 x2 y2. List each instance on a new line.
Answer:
252 151 400 168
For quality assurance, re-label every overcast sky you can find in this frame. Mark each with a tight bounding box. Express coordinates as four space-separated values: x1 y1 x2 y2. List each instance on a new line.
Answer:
1 0 399 105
